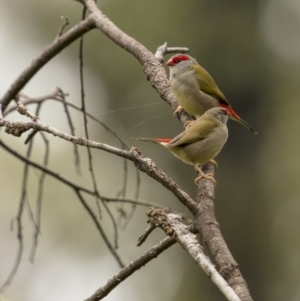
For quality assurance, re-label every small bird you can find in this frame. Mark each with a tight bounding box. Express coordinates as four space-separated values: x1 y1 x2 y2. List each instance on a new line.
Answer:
132 107 230 185
166 54 257 133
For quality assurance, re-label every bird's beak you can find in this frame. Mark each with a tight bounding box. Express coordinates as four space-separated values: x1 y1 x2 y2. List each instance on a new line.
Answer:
166 58 174 66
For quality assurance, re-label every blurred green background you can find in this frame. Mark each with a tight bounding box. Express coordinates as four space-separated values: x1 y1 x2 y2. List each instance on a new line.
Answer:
1 0 300 300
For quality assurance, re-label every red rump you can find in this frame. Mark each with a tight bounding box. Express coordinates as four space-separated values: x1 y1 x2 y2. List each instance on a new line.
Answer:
154 138 172 143
219 103 241 120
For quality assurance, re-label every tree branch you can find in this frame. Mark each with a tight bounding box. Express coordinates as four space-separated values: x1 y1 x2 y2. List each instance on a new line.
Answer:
0 0 254 299
0 114 196 213
194 163 253 301
84 235 176 301
79 2 253 299
0 16 95 115
83 0 193 126
147 208 241 301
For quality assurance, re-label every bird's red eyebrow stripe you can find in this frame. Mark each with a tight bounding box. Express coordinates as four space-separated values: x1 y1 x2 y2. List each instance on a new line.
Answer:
173 55 190 62
166 55 190 66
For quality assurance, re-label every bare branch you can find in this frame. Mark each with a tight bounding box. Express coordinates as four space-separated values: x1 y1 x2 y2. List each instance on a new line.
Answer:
76 9 120 250
0 140 158 212
3 88 65 117
29 104 49 262
0 117 196 212
55 17 69 39
0 16 95 114
6 89 136 201
75 191 124 268
136 224 156 247
56 88 81 174
0 234 23 291
147 208 241 301
194 163 253 301
0 1 253 298
82 0 193 126
154 42 189 63
29 132 49 262
0 140 95 196
0 109 41 290
78 3 252 297
103 196 162 208
16 102 41 144
84 235 176 301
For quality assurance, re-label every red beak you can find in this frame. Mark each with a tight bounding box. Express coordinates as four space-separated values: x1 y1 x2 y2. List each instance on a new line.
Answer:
166 58 174 66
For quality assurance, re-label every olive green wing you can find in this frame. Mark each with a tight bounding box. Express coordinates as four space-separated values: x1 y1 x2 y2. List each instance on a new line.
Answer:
192 64 231 106
169 117 217 147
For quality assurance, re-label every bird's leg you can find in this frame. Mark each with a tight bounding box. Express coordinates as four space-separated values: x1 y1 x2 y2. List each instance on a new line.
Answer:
209 159 218 167
173 105 183 116
194 165 216 186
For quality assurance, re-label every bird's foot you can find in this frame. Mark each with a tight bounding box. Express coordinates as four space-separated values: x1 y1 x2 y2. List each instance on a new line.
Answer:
209 159 218 167
194 165 216 186
194 173 216 186
173 105 183 116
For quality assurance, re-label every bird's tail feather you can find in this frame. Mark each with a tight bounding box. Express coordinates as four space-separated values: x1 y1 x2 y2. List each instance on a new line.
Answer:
220 104 257 134
131 137 172 144
235 118 257 134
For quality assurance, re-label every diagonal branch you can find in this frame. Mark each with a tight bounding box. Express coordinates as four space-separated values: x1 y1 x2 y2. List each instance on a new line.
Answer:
194 163 253 301
147 208 241 301
84 235 176 301
0 117 196 212
0 139 95 196
83 0 192 126
0 15 95 114
81 2 253 300
75 190 124 267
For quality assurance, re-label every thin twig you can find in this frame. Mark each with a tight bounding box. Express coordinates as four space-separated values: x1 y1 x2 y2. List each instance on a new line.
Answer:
0 119 37 290
0 140 95 196
6 88 128 151
78 7 119 249
81 3 252 299
136 224 156 247
84 236 176 301
57 88 82 174
0 16 95 114
0 117 197 212
83 0 193 126
0 140 159 211
78 6 102 218
28 104 49 262
75 190 124 268
103 196 161 208
154 42 189 63
55 17 69 40
29 131 49 262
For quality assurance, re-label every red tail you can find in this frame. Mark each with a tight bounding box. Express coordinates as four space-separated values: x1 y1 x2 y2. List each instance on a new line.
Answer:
219 103 257 133
153 138 172 143
220 103 241 120
131 137 172 144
